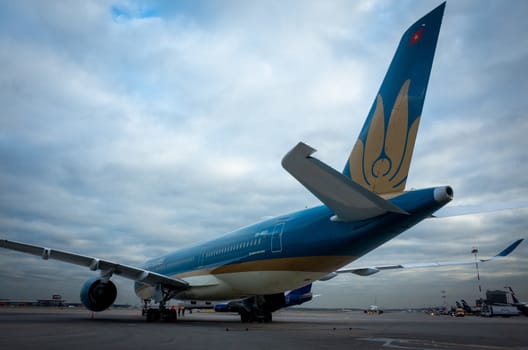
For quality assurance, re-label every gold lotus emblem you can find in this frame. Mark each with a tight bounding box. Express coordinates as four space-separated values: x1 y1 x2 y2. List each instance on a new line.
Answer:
349 79 420 195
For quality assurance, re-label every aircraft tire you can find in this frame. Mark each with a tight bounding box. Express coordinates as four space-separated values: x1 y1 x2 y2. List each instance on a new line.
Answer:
263 311 272 323
240 310 250 323
147 309 162 322
146 309 155 322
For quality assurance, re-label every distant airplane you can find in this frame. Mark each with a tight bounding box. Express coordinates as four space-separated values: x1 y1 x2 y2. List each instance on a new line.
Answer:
506 286 528 316
364 305 383 315
0 2 524 323
461 300 473 314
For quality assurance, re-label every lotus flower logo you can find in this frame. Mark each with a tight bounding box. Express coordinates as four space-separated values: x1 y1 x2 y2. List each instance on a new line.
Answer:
349 79 420 194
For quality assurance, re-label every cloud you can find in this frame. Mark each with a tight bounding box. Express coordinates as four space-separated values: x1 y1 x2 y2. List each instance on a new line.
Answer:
0 1 527 308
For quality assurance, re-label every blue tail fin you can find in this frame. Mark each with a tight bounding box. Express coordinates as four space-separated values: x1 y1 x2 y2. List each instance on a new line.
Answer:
344 3 445 195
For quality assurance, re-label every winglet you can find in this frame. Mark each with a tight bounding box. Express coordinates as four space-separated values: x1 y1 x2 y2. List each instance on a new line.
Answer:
494 239 524 258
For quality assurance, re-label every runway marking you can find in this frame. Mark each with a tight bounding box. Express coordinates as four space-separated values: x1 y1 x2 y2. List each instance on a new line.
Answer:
361 337 519 350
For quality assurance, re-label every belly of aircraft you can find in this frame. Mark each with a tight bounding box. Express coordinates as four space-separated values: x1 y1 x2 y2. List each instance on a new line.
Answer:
186 270 325 299
135 255 354 300
136 270 324 300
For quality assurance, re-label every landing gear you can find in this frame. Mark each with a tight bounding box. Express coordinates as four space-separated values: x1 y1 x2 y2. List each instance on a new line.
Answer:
145 304 177 323
239 309 273 323
263 310 272 323
146 308 159 322
143 284 178 323
159 306 177 322
238 297 274 323
240 309 251 323
142 299 150 316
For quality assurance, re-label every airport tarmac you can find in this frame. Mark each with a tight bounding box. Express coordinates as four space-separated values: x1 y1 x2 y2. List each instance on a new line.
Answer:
0 308 527 350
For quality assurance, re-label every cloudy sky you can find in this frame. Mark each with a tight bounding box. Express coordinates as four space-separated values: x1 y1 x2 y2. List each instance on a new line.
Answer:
1 0 527 309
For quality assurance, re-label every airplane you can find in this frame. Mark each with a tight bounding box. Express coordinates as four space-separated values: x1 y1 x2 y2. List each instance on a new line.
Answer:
506 286 528 316
461 300 473 314
0 2 524 323
364 305 383 315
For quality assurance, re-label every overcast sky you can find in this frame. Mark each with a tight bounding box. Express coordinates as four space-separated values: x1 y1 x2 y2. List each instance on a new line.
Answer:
1 0 527 309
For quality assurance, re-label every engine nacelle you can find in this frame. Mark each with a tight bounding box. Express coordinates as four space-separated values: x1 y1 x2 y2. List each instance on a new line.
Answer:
285 284 313 307
80 277 117 312
285 291 313 306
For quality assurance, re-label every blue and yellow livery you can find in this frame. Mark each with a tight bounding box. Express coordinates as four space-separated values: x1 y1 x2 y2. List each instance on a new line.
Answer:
0 3 524 323
344 3 442 194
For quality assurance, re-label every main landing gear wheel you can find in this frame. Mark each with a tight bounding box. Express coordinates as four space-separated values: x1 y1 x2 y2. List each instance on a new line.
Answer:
239 309 273 323
144 294 177 323
263 311 272 323
145 308 177 323
143 284 178 323
240 310 251 323
146 308 159 322
160 308 177 322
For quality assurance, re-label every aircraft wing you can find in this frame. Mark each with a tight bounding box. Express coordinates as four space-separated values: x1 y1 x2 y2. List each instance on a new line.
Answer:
0 239 189 290
335 238 524 277
282 142 408 221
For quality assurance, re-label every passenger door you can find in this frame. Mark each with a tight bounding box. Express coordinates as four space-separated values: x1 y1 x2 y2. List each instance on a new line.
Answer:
271 222 284 253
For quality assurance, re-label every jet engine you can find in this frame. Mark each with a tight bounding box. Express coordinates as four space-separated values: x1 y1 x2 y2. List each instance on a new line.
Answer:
80 277 117 312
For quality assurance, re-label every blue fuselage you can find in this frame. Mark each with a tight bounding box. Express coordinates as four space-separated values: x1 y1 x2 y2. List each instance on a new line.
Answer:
135 186 451 300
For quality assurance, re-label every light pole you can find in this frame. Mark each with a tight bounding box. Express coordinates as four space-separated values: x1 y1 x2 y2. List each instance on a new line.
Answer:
472 247 483 303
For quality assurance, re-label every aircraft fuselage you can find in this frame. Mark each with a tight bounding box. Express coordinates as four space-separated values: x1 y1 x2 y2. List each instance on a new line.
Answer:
135 186 452 300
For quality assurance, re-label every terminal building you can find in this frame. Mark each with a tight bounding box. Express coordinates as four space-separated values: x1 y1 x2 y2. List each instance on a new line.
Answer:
0 295 65 307
486 290 508 305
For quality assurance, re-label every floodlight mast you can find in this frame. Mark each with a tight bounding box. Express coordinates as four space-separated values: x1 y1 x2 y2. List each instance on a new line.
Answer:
472 247 483 301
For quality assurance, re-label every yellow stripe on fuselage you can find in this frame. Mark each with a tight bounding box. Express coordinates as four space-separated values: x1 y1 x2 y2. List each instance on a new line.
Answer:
174 255 354 278
135 255 356 300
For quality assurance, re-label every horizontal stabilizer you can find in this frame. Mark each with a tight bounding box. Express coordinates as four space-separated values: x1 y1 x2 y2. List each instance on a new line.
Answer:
336 238 524 276
282 142 408 221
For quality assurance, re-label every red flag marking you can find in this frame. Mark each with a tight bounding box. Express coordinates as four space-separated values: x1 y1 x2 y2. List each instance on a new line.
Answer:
409 27 424 45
